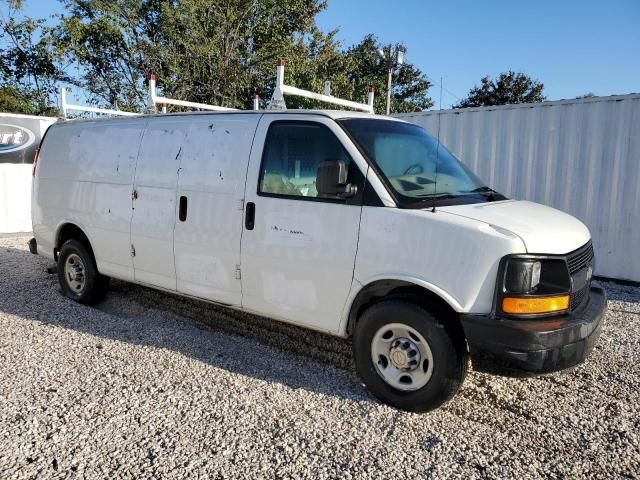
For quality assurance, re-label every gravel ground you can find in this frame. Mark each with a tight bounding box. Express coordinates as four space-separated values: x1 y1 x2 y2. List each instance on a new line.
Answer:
1 234 639 479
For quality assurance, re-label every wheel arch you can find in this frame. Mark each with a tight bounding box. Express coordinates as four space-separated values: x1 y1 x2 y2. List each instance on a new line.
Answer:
342 276 464 338
54 221 96 263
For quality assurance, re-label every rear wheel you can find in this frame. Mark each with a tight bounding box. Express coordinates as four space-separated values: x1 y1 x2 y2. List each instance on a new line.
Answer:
57 239 109 305
353 300 467 412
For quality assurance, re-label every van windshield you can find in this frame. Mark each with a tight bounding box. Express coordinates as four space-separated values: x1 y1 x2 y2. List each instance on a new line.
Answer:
338 118 505 208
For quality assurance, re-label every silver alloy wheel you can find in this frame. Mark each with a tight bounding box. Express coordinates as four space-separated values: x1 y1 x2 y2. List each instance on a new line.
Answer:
64 253 86 293
371 322 434 391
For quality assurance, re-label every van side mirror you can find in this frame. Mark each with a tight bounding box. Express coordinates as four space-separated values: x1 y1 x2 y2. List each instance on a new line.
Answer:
316 160 357 198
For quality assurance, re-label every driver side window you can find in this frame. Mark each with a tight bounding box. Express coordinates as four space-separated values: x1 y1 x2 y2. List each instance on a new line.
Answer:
259 121 354 199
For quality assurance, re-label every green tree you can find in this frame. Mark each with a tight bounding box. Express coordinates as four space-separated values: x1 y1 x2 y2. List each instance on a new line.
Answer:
56 2 432 113
0 0 70 115
57 0 335 110
279 34 433 113
263 27 362 111
455 71 545 108
344 34 432 113
0 85 38 114
158 0 340 110
2 0 432 114
56 0 162 110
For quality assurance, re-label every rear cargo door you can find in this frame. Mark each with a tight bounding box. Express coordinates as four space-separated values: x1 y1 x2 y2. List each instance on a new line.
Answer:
130 116 188 290
173 114 260 306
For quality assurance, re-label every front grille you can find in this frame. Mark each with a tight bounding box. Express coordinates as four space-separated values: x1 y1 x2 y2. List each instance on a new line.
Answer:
571 285 589 310
567 241 594 311
567 241 594 274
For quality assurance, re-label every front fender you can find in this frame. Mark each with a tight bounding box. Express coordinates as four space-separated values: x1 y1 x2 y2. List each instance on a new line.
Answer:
338 274 464 337
346 206 528 336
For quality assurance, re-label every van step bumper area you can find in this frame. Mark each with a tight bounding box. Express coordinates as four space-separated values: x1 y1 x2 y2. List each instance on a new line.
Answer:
459 283 607 376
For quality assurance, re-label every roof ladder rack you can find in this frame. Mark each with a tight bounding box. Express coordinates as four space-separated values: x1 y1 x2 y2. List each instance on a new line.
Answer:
59 87 137 119
147 75 239 113
268 58 375 113
59 63 372 119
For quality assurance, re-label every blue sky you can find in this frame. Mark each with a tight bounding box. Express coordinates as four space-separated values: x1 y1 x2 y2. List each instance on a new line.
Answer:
9 0 640 109
317 0 639 107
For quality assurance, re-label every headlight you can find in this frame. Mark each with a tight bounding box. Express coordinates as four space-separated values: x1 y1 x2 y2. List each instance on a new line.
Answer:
500 256 571 316
504 259 541 293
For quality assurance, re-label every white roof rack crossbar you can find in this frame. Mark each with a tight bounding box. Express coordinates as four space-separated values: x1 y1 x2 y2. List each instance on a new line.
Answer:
268 59 375 114
147 75 238 112
60 63 372 119
60 87 138 119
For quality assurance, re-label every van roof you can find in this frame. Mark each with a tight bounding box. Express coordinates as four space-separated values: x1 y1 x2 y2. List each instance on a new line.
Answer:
60 109 409 124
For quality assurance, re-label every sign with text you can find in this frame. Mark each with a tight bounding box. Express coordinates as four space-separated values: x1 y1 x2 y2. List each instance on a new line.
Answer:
0 115 56 164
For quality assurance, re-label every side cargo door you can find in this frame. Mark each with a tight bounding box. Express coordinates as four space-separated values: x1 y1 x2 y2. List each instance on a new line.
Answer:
240 115 367 334
173 114 260 306
130 116 188 290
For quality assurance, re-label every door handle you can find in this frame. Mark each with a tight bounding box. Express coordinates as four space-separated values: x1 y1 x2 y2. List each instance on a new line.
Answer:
245 202 255 230
179 195 188 221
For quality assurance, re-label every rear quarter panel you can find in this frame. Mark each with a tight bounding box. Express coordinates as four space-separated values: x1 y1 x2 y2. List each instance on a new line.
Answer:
32 118 147 279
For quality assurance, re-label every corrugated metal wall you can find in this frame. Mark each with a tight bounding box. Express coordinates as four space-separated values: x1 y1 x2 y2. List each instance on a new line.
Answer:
396 94 640 282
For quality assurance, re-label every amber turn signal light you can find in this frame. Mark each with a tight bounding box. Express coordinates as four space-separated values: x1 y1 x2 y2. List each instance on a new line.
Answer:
502 295 570 315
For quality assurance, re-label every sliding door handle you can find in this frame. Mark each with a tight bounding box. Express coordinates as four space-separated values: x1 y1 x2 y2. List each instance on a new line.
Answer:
245 202 255 230
179 195 188 221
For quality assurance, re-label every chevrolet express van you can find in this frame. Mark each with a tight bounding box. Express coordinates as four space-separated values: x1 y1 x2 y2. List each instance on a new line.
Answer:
30 111 606 412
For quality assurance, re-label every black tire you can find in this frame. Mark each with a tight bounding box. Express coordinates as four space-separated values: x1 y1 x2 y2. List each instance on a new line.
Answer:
353 300 468 412
57 239 110 305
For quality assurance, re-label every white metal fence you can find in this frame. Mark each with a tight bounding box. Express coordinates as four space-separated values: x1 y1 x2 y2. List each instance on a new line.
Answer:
396 93 640 282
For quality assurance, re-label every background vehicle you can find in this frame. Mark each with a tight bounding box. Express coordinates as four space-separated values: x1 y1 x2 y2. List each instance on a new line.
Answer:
31 110 606 411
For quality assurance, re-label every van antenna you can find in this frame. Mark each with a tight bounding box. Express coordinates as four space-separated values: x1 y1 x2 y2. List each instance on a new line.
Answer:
431 77 443 213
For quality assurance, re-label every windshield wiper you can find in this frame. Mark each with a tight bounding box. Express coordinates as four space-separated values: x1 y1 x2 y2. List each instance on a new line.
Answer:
467 186 498 194
415 193 461 200
465 186 504 202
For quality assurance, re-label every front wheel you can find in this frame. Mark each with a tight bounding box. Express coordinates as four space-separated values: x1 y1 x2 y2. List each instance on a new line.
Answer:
57 239 110 305
353 300 468 412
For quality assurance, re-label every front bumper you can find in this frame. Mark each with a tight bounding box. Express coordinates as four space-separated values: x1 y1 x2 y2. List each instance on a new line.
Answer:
460 283 607 376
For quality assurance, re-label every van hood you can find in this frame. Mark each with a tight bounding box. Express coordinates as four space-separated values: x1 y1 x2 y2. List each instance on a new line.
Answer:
439 200 591 254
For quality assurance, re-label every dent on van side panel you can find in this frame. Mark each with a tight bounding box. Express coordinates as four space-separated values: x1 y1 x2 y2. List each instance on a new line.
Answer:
130 116 189 290
33 120 147 280
352 207 527 317
173 114 261 305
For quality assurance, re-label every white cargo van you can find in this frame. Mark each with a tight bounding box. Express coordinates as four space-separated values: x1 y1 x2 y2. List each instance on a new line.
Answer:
30 110 606 411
